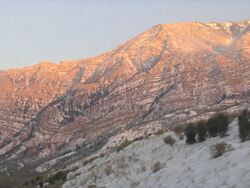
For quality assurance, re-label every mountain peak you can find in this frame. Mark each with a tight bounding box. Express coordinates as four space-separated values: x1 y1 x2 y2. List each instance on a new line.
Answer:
0 20 249 174
36 61 55 67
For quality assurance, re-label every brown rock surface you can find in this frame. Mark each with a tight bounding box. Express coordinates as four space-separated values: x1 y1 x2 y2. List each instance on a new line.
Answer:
0 20 249 169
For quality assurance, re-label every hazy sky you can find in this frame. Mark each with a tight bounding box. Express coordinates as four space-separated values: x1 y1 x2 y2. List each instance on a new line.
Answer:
0 0 249 70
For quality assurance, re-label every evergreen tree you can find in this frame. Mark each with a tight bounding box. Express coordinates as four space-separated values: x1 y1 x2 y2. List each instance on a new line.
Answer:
185 123 197 144
207 116 218 137
238 109 250 142
217 113 229 137
207 113 229 137
197 121 207 142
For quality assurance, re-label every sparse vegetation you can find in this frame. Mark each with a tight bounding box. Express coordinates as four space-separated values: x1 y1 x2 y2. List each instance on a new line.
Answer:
163 135 176 146
152 161 162 173
173 124 185 135
115 139 133 152
173 124 185 140
82 155 99 166
154 129 164 135
88 184 97 188
0 169 69 188
104 165 112 176
131 181 140 188
141 165 147 172
48 170 67 185
210 142 232 158
99 153 105 158
133 136 145 142
112 135 148 153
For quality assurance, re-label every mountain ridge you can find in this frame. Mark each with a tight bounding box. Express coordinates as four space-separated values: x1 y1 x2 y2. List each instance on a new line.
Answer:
0 20 249 172
3 19 250 72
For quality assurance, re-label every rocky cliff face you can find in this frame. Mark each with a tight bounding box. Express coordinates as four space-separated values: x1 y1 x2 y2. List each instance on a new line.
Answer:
0 20 250 170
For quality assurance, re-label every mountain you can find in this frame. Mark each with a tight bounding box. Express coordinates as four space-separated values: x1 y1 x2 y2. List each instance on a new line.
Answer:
0 20 250 172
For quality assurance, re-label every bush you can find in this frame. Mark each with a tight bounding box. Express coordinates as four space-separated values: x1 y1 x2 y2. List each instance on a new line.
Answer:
48 171 67 184
238 109 250 142
173 125 185 134
152 161 162 173
104 165 112 176
115 139 133 152
133 136 145 142
163 135 176 146
185 123 197 144
196 121 207 142
88 185 97 188
173 125 185 140
210 142 232 158
154 129 164 135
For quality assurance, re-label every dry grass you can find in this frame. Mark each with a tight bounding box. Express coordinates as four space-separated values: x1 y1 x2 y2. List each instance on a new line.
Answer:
104 165 112 176
211 142 232 158
152 161 162 173
163 135 176 146
154 129 164 135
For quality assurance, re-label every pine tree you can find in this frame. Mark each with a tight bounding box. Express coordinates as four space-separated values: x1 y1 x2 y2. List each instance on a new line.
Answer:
238 109 250 142
207 113 229 137
197 121 207 142
185 123 197 144
207 116 218 137
217 113 229 137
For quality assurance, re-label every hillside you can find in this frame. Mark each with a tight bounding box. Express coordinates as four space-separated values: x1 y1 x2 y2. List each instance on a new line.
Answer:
63 119 250 188
0 20 249 172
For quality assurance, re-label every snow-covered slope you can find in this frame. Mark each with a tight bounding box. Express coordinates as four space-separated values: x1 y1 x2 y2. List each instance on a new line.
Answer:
63 119 250 188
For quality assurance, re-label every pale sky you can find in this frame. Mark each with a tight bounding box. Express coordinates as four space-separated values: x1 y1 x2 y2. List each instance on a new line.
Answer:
0 0 249 70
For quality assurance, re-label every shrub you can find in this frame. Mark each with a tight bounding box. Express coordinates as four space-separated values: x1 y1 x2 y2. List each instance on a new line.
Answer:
163 135 176 146
196 121 207 142
116 139 133 152
88 185 97 188
210 142 232 158
173 125 185 140
155 129 164 135
48 171 67 184
185 123 197 144
99 153 105 158
141 165 147 172
131 181 140 188
82 156 99 166
38 181 43 187
104 165 112 176
238 109 250 142
133 136 144 142
152 161 162 173
173 125 185 134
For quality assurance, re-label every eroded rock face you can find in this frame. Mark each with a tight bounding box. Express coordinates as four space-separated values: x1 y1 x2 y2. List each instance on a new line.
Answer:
0 20 250 168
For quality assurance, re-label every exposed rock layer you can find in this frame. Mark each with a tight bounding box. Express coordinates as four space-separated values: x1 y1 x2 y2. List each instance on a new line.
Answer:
0 20 250 168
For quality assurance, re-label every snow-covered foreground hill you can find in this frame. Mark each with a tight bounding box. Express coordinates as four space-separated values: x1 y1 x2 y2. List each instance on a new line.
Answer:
63 119 250 188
